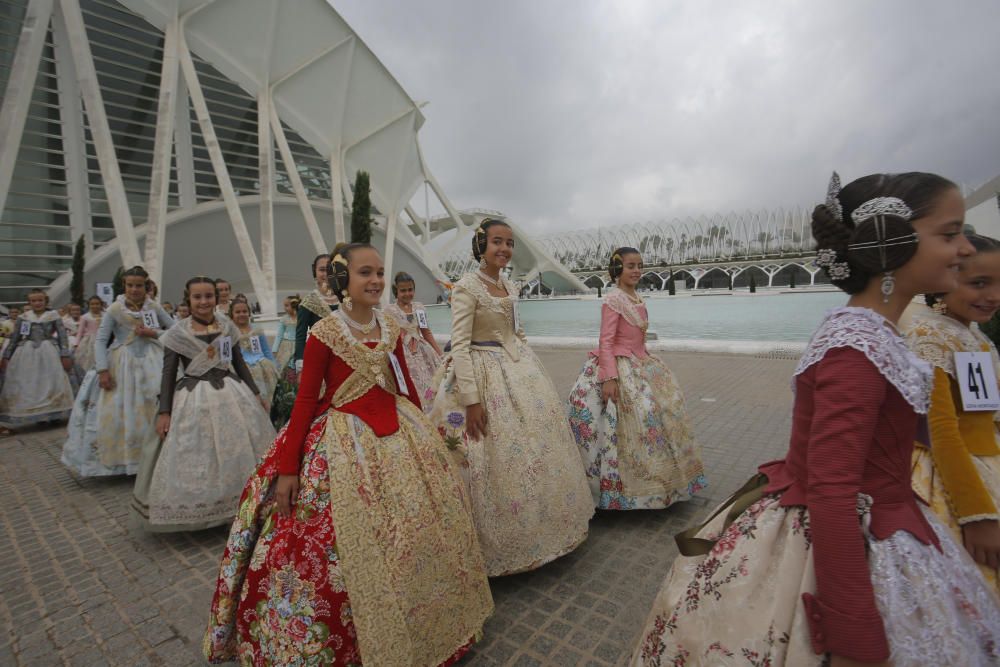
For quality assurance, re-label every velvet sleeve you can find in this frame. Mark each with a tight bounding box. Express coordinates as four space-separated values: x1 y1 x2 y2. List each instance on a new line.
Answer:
159 348 181 414
597 303 620 382
449 284 480 406
94 313 114 371
801 347 889 661
294 306 315 364
279 334 331 475
927 366 999 523
393 335 422 411
231 345 260 395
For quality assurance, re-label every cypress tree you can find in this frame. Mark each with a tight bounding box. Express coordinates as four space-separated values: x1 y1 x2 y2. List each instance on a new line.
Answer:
70 236 85 305
350 171 373 244
667 269 676 296
112 266 125 298
749 273 757 293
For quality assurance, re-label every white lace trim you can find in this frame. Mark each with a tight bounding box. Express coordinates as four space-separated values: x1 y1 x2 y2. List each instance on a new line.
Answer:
794 307 932 414
604 289 648 331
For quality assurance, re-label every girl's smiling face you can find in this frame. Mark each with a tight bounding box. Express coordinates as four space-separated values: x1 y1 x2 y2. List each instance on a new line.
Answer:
942 249 1000 325
617 252 644 289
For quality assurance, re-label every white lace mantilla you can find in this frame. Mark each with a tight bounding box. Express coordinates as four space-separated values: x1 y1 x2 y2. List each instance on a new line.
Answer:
604 289 648 331
794 307 932 413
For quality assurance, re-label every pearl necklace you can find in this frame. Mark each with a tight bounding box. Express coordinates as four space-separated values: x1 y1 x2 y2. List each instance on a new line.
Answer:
338 309 377 335
477 270 503 289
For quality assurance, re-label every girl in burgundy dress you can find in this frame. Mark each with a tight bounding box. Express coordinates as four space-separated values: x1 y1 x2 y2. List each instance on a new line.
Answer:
632 172 1000 667
204 244 492 666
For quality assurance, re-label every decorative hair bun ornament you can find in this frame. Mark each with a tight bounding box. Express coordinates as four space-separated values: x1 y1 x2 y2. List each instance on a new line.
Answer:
846 196 917 304
825 171 843 223
814 248 850 281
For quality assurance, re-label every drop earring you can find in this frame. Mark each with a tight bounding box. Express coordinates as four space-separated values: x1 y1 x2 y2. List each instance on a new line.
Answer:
880 272 895 304
479 258 488 270
341 289 353 311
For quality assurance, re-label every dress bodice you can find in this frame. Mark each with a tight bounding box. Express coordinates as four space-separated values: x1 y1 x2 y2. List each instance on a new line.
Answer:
593 289 649 382
2 311 69 357
95 298 174 371
280 314 419 474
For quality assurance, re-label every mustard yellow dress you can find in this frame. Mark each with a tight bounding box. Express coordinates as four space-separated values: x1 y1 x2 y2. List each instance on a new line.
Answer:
905 304 1000 591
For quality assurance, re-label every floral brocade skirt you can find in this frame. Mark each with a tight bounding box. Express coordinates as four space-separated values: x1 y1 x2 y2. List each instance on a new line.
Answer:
912 445 1000 593
62 344 161 477
401 332 441 412
568 354 706 510
204 399 493 666
431 342 594 576
631 494 1000 667
247 358 279 408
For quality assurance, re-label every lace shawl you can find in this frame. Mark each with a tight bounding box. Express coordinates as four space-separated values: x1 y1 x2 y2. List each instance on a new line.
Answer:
795 307 932 414
107 295 156 346
300 289 335 320
160 314 240 377
22 309 61 324
905 306 1000 379
604 289 648 331
454 273 522 334
308 312 403 407
384 302 426 337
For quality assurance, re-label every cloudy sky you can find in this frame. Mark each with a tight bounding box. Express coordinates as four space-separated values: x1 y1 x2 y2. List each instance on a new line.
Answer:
335 0 1000 235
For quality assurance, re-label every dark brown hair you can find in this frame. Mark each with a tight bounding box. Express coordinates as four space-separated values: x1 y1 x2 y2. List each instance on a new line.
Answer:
472 218 512 261
813 172 958 294
925 233 1000 307
327 243 376 303
608 246 641 281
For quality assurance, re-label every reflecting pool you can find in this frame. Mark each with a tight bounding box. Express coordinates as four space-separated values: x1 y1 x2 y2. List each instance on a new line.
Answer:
423 290 847 342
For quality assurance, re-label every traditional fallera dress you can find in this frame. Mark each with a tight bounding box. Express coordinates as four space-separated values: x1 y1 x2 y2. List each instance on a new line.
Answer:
204 312 493 666
0 309 75 427
271 314 296 374
905 303 1000 592
73 311 101 372
62 297 173 477
270 291 336 427
238 327 279 403
131 314 276 532
431 273 593 576
568 289 706 510
632 307 1000 667
384 301 441 411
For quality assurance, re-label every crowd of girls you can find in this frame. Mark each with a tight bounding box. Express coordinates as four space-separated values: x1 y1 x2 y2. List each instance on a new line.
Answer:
4 170 1000 666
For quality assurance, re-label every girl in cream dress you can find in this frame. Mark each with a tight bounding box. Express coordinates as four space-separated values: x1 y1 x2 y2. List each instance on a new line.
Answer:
384 272 443 410
432 218 593 576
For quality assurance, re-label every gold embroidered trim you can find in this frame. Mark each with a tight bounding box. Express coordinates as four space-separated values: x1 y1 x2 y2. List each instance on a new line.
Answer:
308 314 403 406
300 290 332 320
322 404 493 666
455 273 519 332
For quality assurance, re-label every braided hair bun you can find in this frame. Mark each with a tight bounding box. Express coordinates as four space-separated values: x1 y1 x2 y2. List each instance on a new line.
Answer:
608 247 641 281
326 242 376 303
471 218 512 261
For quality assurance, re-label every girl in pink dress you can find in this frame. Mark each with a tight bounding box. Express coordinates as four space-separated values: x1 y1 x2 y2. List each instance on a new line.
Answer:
568 247 706 509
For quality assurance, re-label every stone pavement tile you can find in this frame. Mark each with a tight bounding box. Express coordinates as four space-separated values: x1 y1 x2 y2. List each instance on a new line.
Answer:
2 351 796 666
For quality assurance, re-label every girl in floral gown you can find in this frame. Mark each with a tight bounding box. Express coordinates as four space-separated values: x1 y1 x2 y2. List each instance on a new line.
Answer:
568 247 706 510
384 272 443 411
231 299 279 403
432 218 593 576
905 233 1000 594
62 267 174 477
0 289 75 431
632 173 1000 667
204 244 492 666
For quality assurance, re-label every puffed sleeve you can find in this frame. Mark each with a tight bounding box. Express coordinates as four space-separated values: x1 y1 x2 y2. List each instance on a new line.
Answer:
449 283 480 406
280 334 331 475
597 303 620 382
926 366 999 523
800 347 889 662
94 311 114 371
392 334 422 411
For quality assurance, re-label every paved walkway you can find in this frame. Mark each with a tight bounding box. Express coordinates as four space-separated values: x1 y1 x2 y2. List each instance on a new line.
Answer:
0 350 799 666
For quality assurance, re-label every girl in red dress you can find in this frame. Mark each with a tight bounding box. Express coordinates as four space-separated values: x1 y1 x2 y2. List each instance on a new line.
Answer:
204 244 492 666
632 172 1000 667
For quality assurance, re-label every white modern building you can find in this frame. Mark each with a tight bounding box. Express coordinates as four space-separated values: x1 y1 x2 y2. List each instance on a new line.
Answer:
0 0 585 312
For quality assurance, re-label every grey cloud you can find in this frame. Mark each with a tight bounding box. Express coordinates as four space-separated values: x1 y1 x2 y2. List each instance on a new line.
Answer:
334 0 1000 234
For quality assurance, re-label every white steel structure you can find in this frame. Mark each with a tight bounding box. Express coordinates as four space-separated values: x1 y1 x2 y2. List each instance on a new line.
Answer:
0 0 587 311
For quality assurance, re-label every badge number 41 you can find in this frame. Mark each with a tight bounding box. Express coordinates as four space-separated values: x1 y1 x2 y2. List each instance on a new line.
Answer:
955 351 1000 411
